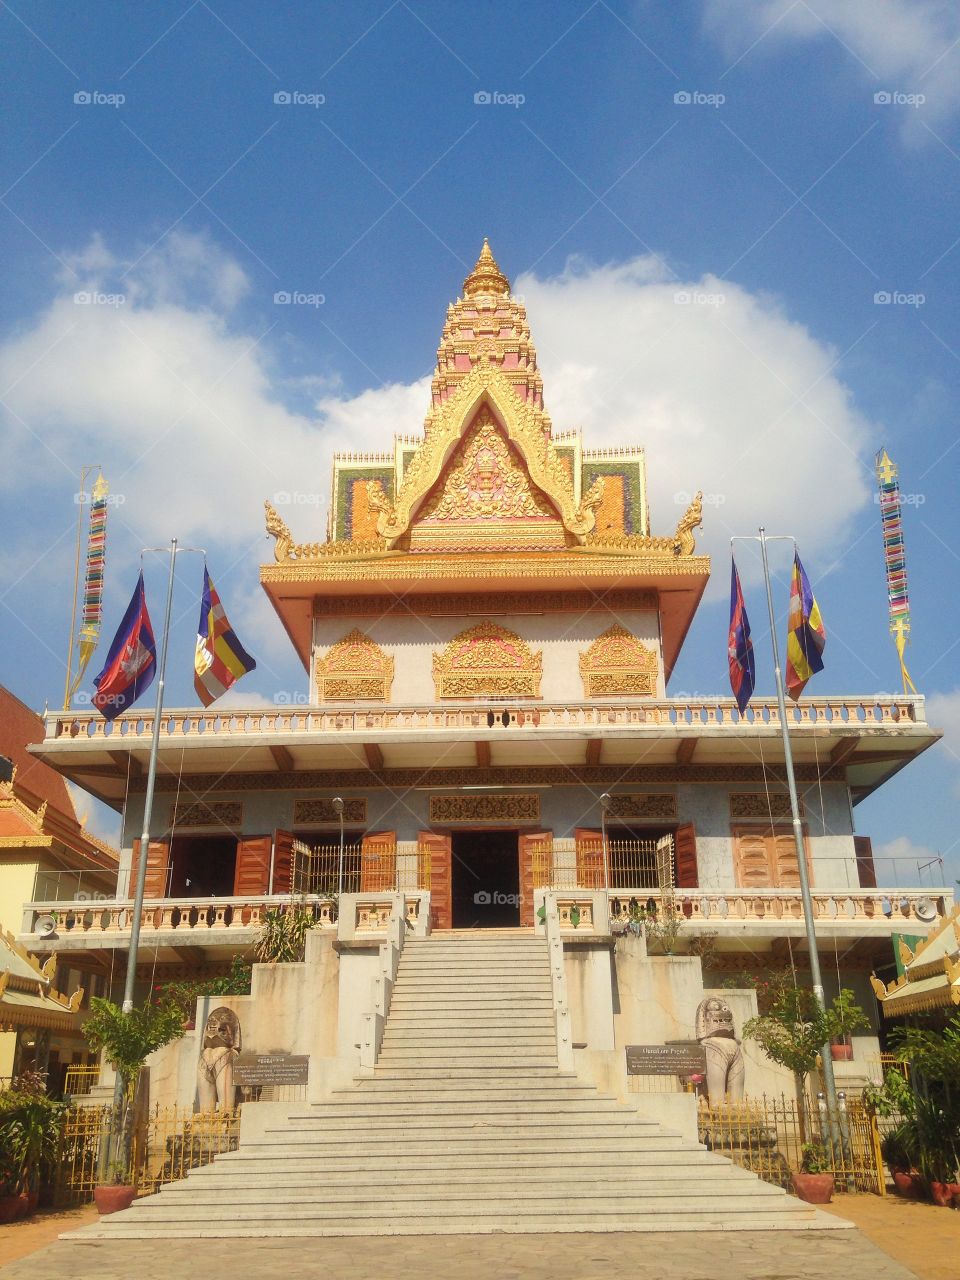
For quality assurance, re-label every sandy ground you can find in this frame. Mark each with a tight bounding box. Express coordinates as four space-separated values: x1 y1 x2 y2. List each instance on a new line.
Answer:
0 1205 98 1267
822 1193 959 1280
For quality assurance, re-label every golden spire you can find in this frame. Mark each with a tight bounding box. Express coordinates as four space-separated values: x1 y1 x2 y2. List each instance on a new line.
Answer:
463 238 510 298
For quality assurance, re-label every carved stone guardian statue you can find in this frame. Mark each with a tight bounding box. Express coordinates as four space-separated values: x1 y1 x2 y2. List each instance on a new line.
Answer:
197 1006 241 1111
695 996 745 1105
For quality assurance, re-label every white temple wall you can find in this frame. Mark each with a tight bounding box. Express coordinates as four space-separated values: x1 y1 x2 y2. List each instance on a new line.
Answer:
312 607 665 703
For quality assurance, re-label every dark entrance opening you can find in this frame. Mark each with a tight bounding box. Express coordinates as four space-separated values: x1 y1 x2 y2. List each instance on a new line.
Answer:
168 835 237 897
451 829 520 928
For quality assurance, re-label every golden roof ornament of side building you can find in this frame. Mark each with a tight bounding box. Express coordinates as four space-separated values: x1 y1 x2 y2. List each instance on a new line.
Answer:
462 238 511 298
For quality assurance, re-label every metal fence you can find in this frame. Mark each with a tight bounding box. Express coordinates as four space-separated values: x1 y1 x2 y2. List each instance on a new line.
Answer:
291 840 432 895
63 1065 101 1096
532 838 670 890
697 1094 885 1194
56 1103 241 1204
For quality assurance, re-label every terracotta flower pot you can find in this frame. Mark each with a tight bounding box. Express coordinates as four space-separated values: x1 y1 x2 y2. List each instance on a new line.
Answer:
930 1181 958 1207
792 1172 834 1204
0 1194 21 1224
94 1185 136 1215
830 1042 853 1062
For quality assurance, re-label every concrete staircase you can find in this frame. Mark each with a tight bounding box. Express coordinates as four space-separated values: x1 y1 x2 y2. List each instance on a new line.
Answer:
71 930 842 1237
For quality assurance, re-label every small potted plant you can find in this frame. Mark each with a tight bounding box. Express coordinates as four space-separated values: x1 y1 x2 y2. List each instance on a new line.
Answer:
792 1142 835 1204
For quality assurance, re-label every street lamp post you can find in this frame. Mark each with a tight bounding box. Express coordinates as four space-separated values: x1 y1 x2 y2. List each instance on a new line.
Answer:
333 797 345 897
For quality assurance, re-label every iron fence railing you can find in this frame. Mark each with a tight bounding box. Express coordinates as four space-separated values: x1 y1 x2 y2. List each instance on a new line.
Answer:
532 838 670 890
291 841 432 895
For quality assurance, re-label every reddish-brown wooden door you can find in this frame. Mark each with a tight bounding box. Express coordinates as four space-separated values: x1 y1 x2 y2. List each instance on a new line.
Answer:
518 830 552 927
360 831 397 892
574 827 605 889
854 835 877 889
233 835 271 896
130 838 170 898
673 823 699 888
271 830 295 894
418 831 452 929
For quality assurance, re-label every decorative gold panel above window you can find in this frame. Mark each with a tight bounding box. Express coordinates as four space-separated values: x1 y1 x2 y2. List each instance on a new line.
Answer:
293 798 367 825
315 628 394 702
432 621 543 699
578 624 658 697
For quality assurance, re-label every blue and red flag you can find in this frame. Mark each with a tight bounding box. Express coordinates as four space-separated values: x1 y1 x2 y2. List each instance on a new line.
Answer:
727 558 756 713
785 551 825 701
194 566 256 707
92 572 156 720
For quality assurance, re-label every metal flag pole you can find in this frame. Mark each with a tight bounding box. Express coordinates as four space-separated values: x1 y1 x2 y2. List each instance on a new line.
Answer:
752 527 842 1130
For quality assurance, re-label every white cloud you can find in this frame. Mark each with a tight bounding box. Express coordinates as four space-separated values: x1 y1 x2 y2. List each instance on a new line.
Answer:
66 781 121 848
703 0 960 127
874 835 945 879
1 238 875 608
926 687 960 794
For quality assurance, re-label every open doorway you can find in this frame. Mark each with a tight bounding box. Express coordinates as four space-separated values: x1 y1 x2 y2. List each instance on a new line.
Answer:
451 829 520 928
167 835 238 897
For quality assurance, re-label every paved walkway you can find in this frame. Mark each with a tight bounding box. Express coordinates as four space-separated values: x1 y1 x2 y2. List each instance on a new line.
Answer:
0 1227 920 1280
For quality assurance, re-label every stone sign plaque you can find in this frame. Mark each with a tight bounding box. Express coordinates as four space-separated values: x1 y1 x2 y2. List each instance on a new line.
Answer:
233 1053 309 1087
625 1043 706 1076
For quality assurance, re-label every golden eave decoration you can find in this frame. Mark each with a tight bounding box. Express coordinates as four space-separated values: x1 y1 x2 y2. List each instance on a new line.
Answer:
579 624 659 697
433 621 542 699
316 628 394 702
367 367 603 548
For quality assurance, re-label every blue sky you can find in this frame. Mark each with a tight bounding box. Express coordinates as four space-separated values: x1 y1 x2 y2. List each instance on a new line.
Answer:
2 1 958 883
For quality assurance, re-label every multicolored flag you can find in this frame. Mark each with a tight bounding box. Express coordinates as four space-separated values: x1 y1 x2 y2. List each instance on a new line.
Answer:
67 472 109 701
785 551 825 701
194 566 256 707
727 559 756 713
92 572 156 720
875 449 916 694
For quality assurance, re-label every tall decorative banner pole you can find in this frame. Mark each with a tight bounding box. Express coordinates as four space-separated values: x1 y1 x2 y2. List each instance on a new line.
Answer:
120 539 179 1015
67 472 110 705
736 530 842 1136
875 449 917 695
64 466 107 709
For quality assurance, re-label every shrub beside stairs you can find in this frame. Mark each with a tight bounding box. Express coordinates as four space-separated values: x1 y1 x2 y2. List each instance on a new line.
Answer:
68 932 846 1237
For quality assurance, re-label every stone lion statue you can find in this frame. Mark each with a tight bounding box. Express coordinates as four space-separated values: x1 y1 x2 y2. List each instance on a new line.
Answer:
197 1006 241 1111
695 996 745 1106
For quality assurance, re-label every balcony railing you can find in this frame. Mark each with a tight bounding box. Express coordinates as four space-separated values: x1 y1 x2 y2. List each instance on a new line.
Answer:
533 838 672 891
608 888 953 927
291 841 432 895
43 694 925 743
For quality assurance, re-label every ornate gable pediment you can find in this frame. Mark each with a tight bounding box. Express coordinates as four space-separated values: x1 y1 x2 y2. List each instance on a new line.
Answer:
316 629 394 702
433 621 542 699
578 624 658 697
369 368 604 549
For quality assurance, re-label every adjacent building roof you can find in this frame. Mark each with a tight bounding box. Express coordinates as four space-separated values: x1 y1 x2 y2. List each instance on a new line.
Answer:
872 905 960 1016
0 928 84 1033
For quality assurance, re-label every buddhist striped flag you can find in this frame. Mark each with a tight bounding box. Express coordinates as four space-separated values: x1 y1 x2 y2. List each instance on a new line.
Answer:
194 567 256 706
785 551 825 701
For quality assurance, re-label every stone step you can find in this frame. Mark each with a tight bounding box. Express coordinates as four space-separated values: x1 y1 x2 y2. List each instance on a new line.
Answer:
307 1099 634 1118
212 1147 724 1170
274 1109 646 1129
379 1034 557 1048
182 1160 747 1186
248 1135 694 1155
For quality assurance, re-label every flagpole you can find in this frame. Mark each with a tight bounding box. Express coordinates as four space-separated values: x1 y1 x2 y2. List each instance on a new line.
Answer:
756 527 842 1129
121 538 178 1014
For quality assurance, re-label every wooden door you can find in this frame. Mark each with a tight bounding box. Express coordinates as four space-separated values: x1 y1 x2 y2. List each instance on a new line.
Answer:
272 830 296 894
418 831 452 929
233 835 271 896
733 826 812 889
361 831 397 892
519 830 552 927
854 835 876 888
130 838 170 899
574 827 605 889
673 823 699 888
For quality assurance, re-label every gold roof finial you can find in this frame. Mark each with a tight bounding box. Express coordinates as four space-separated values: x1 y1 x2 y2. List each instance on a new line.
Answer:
463 238 510 298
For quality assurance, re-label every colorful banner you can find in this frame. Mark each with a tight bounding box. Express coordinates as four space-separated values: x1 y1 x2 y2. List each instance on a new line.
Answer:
875 449 916 694
68 472 109 698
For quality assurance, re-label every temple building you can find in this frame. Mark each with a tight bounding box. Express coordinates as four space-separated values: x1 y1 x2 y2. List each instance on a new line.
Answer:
22 241 952 1236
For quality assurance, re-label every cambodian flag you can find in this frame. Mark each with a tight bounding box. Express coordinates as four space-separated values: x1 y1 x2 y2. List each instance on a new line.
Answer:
727 559 755 714
92 572 156 720
786 551 825 701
